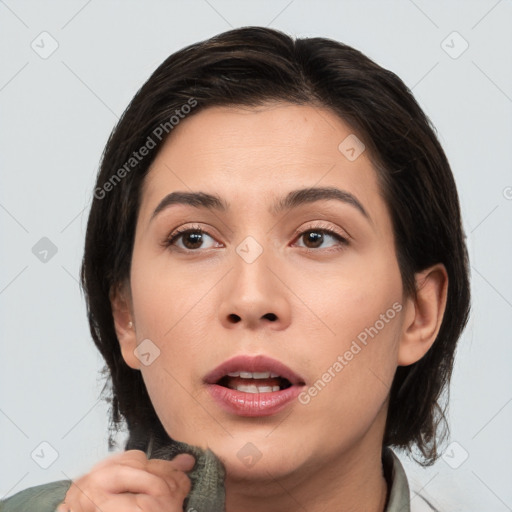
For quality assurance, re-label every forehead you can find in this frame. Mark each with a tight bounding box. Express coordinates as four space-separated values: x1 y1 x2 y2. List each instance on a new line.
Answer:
139 102 384 223
151 102 358 163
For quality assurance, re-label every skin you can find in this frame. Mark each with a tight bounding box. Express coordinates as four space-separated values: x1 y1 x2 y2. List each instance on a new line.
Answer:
110 102 448 512
57 451 195 511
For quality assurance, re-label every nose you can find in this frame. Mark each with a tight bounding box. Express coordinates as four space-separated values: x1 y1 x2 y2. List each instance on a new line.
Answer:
218 246 291 332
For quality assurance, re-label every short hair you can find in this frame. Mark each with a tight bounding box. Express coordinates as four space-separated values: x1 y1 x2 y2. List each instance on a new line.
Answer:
80 26 470 466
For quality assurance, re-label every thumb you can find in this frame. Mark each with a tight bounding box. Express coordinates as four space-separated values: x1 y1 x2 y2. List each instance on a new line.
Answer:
172 452 196 472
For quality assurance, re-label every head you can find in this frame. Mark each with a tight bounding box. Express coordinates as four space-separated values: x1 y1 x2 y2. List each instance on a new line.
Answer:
80 27 470 474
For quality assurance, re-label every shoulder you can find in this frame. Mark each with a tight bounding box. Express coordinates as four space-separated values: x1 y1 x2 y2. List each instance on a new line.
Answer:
0 479 72 512
383 446 411 511
384 448 444 512
409 478 446 512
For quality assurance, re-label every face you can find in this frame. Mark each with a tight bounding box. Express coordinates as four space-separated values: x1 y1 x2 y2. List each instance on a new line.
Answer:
118 102 410 483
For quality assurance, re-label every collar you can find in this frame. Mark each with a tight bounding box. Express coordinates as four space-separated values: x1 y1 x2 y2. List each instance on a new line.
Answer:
383 446 410 512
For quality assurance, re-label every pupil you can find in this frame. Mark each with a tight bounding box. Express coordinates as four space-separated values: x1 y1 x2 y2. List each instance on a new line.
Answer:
184 232 202 249
305 231 322 248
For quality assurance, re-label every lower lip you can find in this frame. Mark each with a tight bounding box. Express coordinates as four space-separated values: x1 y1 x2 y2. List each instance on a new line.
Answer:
205 383 304 417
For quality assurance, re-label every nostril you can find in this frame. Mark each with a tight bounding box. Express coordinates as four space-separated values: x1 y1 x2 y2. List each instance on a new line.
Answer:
227 313 276 323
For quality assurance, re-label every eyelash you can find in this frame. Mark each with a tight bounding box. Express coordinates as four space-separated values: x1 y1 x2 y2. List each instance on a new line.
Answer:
162 222 350 253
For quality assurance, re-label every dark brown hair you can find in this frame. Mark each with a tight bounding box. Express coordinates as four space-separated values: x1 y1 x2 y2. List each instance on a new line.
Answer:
80 26 470 466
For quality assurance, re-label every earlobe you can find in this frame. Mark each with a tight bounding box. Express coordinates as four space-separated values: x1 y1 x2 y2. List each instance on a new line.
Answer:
110 282 141 370
398 263 448 366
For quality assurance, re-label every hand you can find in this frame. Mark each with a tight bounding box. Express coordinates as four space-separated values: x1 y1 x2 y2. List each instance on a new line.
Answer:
56 449 195 512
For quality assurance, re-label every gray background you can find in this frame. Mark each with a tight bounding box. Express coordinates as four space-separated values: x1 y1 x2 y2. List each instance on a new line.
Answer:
1 1 511 510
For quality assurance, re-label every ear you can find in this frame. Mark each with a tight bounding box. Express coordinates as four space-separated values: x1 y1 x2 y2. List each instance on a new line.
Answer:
398 263 448 366
110 281 141 370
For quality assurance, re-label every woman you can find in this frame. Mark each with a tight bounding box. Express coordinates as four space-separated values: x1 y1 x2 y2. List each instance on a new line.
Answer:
0 26 470 512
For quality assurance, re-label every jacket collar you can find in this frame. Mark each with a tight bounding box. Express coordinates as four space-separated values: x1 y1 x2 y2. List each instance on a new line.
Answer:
383 447 410 512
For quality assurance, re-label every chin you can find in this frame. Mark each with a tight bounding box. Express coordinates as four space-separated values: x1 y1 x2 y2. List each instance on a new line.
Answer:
223 455 299 484
203 434 304 482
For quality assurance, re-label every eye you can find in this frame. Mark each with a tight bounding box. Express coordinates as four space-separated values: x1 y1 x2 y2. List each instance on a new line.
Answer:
163 224 220 251
293 224 349 252
162 223 349 253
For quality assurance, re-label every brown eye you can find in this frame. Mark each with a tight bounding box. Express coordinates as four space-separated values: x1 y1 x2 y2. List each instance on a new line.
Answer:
164 227 218 251
178 231 205 250
295 228 348 251
302 230 324 248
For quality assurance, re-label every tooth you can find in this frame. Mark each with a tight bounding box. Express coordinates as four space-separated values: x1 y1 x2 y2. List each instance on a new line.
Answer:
270 372 279 378
239 371 253 378
236 384 259 393
235 385 280 393
227 371 240 377
252 371 270 379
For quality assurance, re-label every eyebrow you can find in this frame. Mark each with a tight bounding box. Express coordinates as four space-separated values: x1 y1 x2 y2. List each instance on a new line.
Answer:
149 186 371 223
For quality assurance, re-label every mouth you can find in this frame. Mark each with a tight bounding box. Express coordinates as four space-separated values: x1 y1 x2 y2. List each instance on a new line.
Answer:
215 371 293 393
203 354 306 417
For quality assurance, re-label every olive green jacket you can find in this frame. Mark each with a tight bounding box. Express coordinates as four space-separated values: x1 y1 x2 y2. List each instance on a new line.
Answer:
0 443 414 511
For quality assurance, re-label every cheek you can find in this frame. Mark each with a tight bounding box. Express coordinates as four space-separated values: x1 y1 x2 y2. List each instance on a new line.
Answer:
129 249 217 415
295 246 403 348
130 247 215 342
129 253 206 429
295 248 403 407
297 298 401 440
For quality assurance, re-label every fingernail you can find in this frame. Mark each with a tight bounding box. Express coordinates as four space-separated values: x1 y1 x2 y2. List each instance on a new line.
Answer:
173 453 196 470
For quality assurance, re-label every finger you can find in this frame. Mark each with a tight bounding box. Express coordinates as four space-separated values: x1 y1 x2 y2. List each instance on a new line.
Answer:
144 456 194 495
100 493 185 512
145 453 196 476
64 468 186 512
56 503 72 512
135 492 189 512
58 481 88 512
90 450 195 474
140 462 192 498
88 464 188 497
168 453 196 471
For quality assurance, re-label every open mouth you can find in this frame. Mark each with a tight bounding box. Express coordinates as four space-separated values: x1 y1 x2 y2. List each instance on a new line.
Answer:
216 371 293 393
204 356 306 416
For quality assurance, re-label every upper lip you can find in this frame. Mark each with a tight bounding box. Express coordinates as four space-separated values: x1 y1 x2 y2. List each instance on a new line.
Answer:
204 354 306 386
